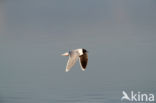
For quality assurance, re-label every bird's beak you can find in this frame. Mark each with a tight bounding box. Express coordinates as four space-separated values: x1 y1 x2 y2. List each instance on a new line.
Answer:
61 52 69 56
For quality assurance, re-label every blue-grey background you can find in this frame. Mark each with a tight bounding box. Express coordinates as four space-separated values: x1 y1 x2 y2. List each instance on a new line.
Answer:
0 0 156 103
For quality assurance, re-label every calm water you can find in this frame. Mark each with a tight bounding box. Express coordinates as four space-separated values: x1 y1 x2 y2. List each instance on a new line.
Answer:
0 76 155 103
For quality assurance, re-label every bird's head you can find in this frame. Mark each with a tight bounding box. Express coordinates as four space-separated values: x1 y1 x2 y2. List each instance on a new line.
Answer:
82 48 88 53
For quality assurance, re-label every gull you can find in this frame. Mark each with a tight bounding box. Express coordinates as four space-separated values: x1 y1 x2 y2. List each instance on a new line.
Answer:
62 48 88 72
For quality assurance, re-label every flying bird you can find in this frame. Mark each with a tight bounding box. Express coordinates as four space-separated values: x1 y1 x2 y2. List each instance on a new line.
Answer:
62 48 88 72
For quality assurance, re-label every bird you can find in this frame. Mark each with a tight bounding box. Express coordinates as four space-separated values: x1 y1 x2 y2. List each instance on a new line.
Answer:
61 48 88 72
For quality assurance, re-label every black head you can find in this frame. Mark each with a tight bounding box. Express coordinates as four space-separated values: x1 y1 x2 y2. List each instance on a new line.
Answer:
82 48 88 53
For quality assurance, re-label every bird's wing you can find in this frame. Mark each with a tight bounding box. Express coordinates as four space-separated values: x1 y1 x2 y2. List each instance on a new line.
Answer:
79 53 88 71
65 51 79 72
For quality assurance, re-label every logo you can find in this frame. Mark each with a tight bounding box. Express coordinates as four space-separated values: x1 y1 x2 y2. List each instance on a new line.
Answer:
121 91 155 102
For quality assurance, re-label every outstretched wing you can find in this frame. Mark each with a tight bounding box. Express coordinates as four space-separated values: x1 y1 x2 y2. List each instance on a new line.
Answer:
65 51 79 72
79 53 88 71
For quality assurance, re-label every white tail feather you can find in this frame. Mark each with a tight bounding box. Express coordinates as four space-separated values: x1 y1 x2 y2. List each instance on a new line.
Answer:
62 52 69 56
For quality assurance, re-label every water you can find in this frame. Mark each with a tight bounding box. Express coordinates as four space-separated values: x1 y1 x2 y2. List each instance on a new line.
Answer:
0 82 124 103
0 76 155 103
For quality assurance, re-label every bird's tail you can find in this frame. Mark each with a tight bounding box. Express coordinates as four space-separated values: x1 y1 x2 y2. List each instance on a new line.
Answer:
61 52 69 56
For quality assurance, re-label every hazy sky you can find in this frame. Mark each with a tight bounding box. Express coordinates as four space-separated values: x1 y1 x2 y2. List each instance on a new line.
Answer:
0 0 156 90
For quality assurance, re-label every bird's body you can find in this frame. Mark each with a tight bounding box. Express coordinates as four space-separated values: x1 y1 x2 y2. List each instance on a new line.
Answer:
62 48 88 72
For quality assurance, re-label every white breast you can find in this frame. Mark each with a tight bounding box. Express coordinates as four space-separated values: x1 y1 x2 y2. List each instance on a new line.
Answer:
75 48 83 56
